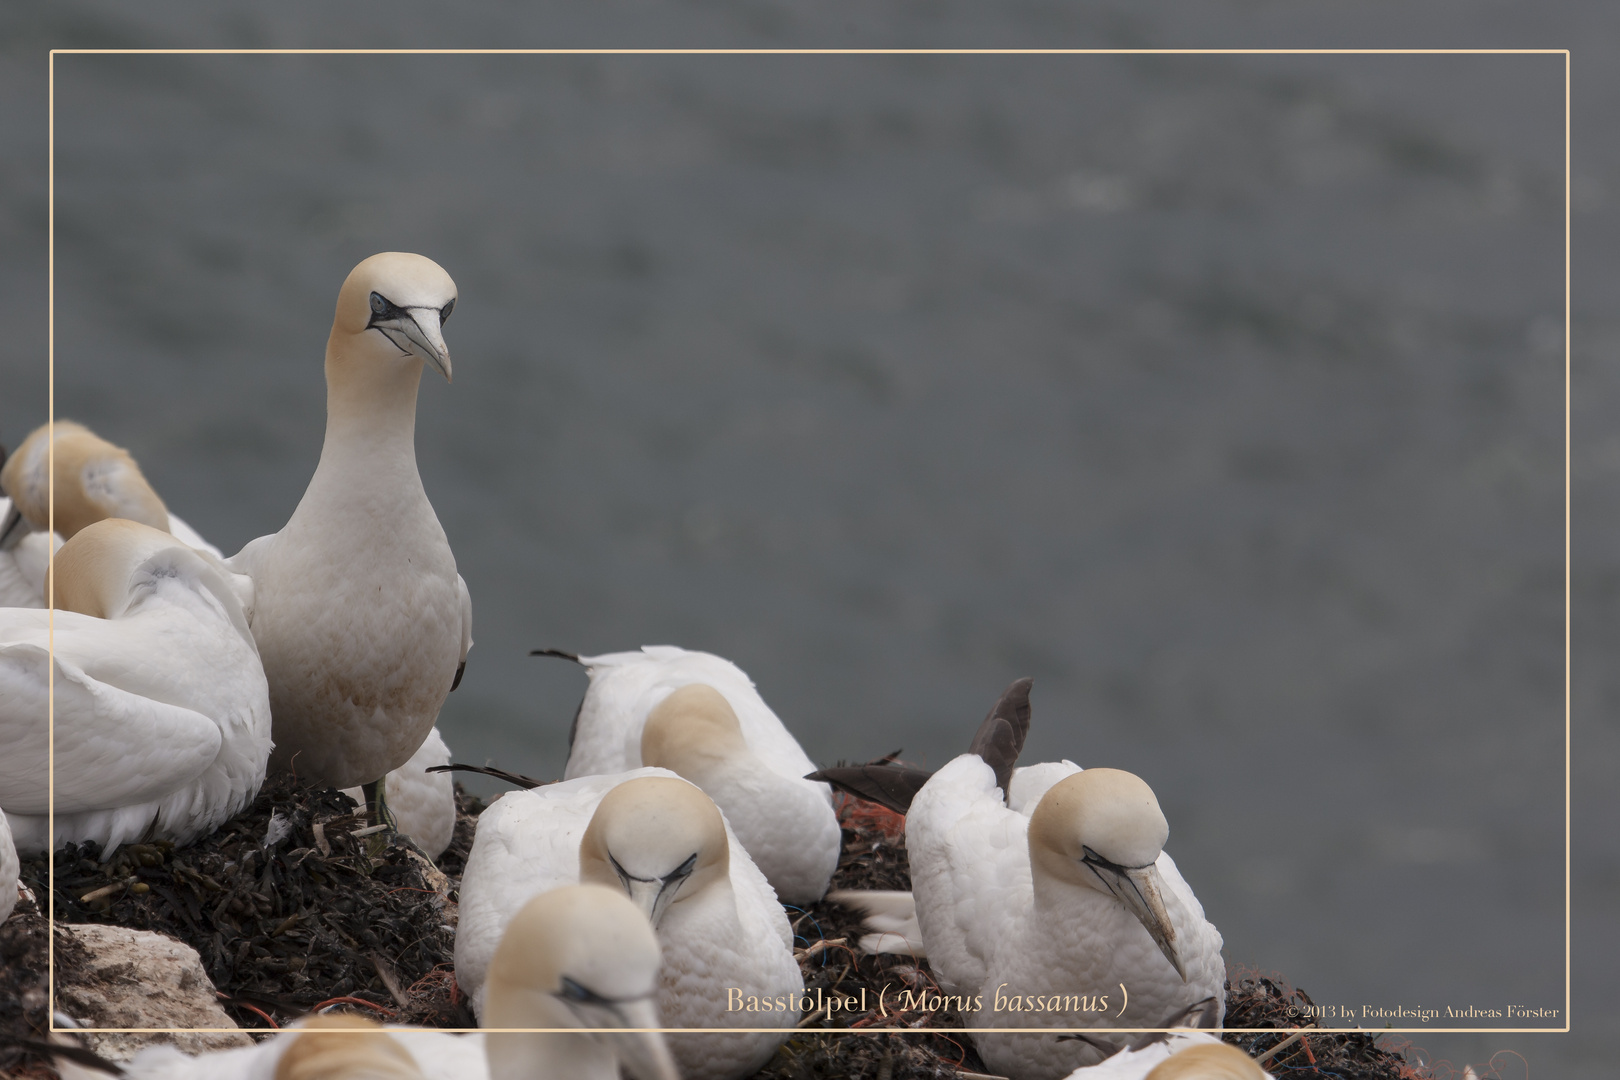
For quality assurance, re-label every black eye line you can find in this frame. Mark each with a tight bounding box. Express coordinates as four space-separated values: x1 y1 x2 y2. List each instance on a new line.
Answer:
440 297 455 324
1079 846 1155 874
557 975 637 1008
663 853 698 886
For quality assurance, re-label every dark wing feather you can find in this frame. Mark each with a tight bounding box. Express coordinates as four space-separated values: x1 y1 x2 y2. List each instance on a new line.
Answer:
805 764 934 815
967 676 1033 800
425 762 547 789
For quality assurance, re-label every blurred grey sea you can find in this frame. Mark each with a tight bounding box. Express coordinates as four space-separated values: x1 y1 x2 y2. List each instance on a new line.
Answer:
1 3 1614 1077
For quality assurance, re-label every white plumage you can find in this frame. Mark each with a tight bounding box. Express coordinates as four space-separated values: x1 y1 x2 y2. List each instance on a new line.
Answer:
908 759 1225 1080
0 519 271 856
456 770 800 1080
226 253 471 793
0 805 17 923
342 727 456 859
560 645 840 904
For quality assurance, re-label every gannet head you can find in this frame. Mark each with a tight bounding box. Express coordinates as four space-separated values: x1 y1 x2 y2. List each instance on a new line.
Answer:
1143 1041 1268 1080
0 420 170 550
274 1014 425 1080
48 518 194 618
484 884 680 1080
1029 768 1187 981
332 252 457 383
578 776 730 929
640 683 751 782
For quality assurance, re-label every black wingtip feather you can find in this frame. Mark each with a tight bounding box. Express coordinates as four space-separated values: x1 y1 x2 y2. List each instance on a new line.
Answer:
529 648 581 663
426 762 547 789
967 676 1033 800
806 764 933 815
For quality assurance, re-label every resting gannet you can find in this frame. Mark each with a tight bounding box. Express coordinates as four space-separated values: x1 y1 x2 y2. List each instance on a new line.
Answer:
342 726 457 858
0 804 17 923
228 253 472 825
541 645 840 904
1059 1035 1270 1080
457 771 801 1080
107 1014 428 1080
0 421 222 608
893 681 1224 1080
0 519 272 855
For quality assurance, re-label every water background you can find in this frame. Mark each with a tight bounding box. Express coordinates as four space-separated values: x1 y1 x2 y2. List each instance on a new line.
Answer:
2 4 1614 1077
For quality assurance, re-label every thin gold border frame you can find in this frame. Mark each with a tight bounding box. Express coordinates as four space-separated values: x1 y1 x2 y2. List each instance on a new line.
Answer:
41 47 1571 1040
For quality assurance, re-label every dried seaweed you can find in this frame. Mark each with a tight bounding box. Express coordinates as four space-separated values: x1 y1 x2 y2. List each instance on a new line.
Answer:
15 773 479 1031
1222 968 1425 1080
9 781 1454 1080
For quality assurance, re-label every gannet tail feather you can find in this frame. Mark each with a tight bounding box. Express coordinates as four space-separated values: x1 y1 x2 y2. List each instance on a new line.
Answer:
967 676 1033 800
529 647 581 663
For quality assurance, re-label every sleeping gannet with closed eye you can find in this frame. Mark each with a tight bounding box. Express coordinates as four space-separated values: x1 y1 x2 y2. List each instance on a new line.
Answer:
457 772 800 1080
228 253 472 828
0 421 222 608
541 644 840 904
0 519 271 855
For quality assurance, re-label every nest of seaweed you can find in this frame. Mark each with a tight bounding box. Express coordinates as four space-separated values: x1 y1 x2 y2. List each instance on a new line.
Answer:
15 773 487 1033
9 778 1436 1080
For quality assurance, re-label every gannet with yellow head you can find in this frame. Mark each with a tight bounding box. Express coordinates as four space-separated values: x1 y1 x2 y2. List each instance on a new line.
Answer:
543 644 841 904
457 771 800 1080
0 518 271 854
227 253 472 824
904 686 1225 1080
0 420 223 607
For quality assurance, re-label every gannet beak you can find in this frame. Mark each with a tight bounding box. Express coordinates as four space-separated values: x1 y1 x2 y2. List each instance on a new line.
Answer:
611 853 696 930
0 501 34 551
401 306 453 383
370 304 453 382
603 996 682 1080
1087 860 1186 981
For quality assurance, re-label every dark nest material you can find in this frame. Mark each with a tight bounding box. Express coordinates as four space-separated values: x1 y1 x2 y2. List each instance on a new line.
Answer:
15 773 487 1033
11 778 1458 1080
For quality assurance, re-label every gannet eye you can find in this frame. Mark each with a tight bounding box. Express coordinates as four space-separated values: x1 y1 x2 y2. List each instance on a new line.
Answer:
369 291 388 317
440 297 455 324
557 976 613 1006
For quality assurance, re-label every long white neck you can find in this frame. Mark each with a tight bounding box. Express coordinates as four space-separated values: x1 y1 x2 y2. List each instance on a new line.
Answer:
293 337 431 527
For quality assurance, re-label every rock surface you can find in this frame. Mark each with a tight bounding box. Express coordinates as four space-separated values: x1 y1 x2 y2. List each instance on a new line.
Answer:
54 924 251 1061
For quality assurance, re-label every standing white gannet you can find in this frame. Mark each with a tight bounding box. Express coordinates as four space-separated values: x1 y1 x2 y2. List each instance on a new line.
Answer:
0 519 272 855
542 645 840 904
457 772 801 1080
341 726 457 859
0 420 222 607
228 253 472 824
